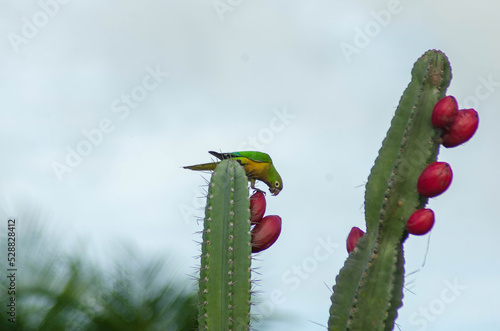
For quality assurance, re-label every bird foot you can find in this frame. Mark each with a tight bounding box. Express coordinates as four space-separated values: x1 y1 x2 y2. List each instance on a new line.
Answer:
252 188 266 195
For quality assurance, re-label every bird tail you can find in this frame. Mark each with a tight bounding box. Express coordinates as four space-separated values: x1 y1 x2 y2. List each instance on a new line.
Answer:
183 162 218 171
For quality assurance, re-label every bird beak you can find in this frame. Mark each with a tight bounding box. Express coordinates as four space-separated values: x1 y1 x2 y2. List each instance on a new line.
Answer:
271 189 280 196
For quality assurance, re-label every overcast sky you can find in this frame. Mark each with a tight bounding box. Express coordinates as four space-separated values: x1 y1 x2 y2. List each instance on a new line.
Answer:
1 1 500 330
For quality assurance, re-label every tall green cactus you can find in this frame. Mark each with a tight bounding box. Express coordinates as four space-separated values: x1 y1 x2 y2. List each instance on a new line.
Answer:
198 159 252 331
193 50 453 331
328 50 452 330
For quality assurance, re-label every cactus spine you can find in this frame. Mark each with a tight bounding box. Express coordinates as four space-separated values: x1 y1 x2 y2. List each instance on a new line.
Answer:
328 50 452 330
198 159 252 330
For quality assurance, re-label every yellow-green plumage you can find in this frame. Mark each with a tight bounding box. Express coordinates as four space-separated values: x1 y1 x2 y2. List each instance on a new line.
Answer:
184 151 283 195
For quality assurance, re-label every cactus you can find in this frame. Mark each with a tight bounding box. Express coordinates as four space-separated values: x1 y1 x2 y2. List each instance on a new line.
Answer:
197 159 252 331
328 50 452 330
192 50 460 330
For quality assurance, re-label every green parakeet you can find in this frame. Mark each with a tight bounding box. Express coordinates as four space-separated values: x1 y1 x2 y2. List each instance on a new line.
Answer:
184 151 283 196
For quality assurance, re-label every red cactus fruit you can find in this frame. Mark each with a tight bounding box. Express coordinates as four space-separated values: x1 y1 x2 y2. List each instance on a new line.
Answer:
346 227 365 253
417 162 453 197
251 215 281 253
249 191 266 225
442 108 479 148
406 208 435 235
431 96 458 129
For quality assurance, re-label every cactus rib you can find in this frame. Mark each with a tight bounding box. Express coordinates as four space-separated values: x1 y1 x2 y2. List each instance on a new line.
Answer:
198 159 252 330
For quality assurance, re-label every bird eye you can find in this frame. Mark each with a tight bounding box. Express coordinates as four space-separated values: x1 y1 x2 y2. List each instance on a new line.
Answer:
274 181 280 187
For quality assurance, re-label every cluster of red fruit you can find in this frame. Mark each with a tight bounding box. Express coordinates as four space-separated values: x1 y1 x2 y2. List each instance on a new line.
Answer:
347 96 479 253
249 191 282 253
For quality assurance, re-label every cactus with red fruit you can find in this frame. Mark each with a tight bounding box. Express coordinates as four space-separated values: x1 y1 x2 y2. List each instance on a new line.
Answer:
346 227 365 254
251 215 282 253
195 160 282 330
442 108 479 147
417 162 453 197
249 191 266 224
431 95 458 129
190 50 478 331
329 50 456 330
407 208 435 235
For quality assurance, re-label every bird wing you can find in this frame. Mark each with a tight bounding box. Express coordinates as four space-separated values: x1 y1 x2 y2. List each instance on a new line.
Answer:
208 151 272 163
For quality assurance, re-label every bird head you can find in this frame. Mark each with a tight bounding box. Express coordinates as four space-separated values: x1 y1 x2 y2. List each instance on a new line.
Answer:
267 171 283 196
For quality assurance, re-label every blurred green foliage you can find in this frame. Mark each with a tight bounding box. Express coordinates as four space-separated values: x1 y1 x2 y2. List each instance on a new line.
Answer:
0 212 197 331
